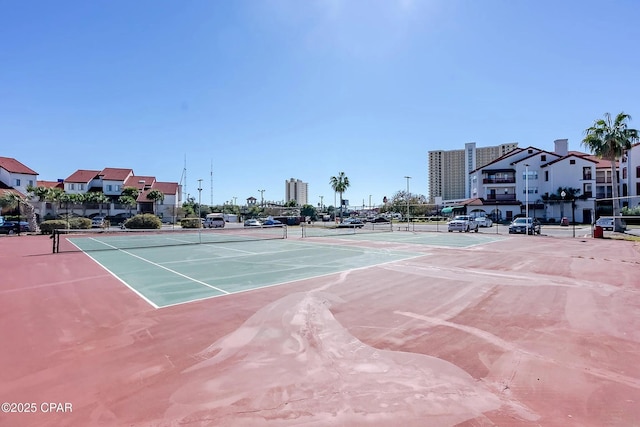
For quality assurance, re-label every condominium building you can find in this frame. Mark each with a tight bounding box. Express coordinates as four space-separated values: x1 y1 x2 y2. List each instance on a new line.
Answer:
285 178 308 206
428 142 518 203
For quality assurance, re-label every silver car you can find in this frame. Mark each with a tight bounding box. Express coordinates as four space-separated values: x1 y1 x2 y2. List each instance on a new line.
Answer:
448 215 479 233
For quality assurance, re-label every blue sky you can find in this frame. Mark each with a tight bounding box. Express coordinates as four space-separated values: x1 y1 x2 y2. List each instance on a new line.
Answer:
1 0 639 208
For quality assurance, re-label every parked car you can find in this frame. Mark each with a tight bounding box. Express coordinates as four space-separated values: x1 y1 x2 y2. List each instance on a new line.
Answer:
0 221 30 234
447 215 479 233
244 219 262 227
595 216 625 231
509 217 541 235
91 216 106 228
474 216 493 227
337 218 365 228
204 216 225 228
262 218 283 227
369 216 390 223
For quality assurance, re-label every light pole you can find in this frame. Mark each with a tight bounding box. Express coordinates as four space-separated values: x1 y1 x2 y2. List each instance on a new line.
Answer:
319 195 324 212
258 189 265 207
404 176 411 229
197 179 203 226
197 179 203 243
524 165 529 221
369 194 372 211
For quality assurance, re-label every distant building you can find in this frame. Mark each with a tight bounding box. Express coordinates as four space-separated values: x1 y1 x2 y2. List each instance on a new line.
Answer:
285 178 308 206
428 142 519 203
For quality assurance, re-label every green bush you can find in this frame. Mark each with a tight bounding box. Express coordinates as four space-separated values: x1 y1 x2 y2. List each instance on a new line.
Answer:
39 220 69 234
69 217 91 229
181 217 202 229
123 214 162 229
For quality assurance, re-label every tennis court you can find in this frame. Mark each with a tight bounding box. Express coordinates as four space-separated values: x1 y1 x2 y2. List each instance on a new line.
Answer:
3 230 640 427
64 232 421 308
57 226 504 308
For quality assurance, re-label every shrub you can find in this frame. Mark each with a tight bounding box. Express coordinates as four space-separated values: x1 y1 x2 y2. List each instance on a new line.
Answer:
123 214 162 229
181 217 202 229
69 217 91 229
39 219 77 234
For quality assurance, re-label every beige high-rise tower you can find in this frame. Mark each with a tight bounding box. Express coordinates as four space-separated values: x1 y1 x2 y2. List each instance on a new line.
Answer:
428 142 518 203
285 178 308 206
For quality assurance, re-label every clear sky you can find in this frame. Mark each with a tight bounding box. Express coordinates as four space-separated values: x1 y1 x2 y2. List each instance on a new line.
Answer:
1 0 639 209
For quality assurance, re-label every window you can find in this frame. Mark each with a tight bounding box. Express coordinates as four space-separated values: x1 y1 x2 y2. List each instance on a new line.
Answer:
79 184 85 191
636 166 640 179
69 183 75 190
570 159 576 165
106 184 112 192
28 180 34 187
622 168 627 179
541 155 546 161
583 167 592 180
545 171 549 181
14 178 21 186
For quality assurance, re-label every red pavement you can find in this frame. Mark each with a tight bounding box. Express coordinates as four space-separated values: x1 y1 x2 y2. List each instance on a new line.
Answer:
0 233 639 426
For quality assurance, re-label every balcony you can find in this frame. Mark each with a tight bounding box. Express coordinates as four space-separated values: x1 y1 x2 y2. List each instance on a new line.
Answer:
483 177 516 184
595 178 612 184
486 194 517 201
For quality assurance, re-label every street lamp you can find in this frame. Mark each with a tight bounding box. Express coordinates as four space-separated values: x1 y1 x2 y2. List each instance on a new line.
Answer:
524 165 529 222
197 178 203 225
258 189 265 207
404 176 411 229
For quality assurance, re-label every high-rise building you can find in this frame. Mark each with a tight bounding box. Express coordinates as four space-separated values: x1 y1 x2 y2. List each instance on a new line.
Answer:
428 142 518 203
285 178 308 206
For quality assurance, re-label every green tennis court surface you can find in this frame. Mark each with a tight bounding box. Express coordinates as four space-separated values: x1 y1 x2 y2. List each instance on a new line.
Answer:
304 229 506 248
68 229 504 308
79 239 422 308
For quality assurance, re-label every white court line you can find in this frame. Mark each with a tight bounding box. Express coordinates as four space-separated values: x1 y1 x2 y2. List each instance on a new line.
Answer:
159 252 426 309
77 237 230 296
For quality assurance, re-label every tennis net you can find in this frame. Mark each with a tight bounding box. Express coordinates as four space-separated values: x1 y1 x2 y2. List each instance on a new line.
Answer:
52 225 287 253
300 222 393 238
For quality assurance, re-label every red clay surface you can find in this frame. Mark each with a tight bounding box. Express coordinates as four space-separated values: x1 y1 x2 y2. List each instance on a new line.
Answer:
1 233 639 427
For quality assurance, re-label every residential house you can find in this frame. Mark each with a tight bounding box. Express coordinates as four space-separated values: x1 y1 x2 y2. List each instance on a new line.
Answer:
465 139 610 223
0 157 37 199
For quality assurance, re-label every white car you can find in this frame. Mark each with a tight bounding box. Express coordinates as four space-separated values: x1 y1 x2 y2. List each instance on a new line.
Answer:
595 217 625 231
474 216 493 227
448 215 479 232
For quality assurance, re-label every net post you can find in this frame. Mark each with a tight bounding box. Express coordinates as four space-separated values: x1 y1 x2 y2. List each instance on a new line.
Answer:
52 229 59 253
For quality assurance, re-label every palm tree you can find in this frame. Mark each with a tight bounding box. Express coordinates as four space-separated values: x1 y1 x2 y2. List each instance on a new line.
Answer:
94 192 111 216
120 187 140 216
329 172 350 222
582 112 639 232
0 192 22 214
146 189 165 215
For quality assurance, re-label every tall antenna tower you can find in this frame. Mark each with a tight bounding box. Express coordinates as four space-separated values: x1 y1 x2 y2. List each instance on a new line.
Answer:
210 159 214 206
179 154 187 202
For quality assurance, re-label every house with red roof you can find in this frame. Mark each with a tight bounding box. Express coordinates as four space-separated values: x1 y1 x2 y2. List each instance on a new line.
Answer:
464 139 614 223
0 156 37 198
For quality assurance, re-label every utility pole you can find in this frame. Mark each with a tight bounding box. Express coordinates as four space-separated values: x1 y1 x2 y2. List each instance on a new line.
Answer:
404 176 411 229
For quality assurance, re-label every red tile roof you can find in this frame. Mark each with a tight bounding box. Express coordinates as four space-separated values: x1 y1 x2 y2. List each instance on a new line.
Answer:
0 157 38 175
100 168 133 181
124 175 156 189
151 182 179 194
37 180 64 189
0 181 25 198
65 169 100 183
